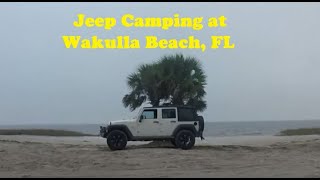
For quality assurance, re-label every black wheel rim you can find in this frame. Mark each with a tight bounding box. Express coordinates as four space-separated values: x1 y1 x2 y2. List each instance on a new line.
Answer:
110 134 125 147
179 133 191 146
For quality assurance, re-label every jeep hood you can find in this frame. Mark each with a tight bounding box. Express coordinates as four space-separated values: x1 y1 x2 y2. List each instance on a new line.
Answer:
109 119 136 125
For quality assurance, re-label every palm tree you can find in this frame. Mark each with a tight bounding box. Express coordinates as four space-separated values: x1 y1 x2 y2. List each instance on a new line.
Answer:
122 54 207 112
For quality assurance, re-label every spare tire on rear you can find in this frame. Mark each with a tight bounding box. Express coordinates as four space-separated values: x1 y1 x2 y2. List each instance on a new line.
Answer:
197 116 204 133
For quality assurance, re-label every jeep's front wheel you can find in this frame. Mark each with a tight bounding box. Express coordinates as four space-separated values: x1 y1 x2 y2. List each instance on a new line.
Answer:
175 130 195 150
107 130 128 151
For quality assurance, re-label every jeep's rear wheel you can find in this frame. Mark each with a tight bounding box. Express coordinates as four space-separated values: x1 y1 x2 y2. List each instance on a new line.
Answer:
175 130 195 150
107 130 128 151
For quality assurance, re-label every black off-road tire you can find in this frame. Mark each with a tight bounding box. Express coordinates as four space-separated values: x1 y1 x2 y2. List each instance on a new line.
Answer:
106 130 128 151
175 130 195 150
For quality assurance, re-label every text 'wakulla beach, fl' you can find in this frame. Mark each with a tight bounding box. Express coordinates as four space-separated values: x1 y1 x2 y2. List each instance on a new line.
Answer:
62 13 236 52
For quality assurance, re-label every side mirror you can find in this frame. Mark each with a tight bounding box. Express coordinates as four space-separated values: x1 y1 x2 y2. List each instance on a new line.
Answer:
139 115 143 122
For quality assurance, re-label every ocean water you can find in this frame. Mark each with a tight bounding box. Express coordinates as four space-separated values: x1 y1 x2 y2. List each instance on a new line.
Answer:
2 120 320 137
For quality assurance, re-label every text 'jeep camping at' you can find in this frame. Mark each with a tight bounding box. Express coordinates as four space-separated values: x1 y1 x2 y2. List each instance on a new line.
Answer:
100 106 204 150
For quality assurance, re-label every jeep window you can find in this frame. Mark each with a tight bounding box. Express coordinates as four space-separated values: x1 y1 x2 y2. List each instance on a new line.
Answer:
141 109 157 119
162 109 176 119
178 108 195 121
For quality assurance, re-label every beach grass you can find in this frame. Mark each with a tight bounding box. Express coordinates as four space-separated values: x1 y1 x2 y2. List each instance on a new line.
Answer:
279 128 320 136
0 129 95 136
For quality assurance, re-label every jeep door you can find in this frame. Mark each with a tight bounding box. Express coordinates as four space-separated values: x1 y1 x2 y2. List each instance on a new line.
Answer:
137 108 161 137
159 108 178 136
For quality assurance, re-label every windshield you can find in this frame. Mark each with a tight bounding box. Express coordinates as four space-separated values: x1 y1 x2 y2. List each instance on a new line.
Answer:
133 108 143 120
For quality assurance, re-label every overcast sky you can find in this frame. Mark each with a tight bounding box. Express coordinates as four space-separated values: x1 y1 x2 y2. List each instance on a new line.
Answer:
0 2 320 125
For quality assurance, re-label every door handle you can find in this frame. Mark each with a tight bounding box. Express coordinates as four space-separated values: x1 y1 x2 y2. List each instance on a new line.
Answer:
153 121 159 123
170 121 176 123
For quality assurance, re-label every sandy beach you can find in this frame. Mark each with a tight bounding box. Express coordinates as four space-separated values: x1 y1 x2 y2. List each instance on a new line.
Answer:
1 135 320 178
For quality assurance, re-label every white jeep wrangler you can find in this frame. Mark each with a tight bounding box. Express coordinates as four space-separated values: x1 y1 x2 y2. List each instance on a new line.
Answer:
100 106 205 150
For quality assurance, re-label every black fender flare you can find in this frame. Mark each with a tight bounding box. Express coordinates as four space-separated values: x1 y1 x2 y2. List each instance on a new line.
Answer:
172 124 197 137
107 125 134 140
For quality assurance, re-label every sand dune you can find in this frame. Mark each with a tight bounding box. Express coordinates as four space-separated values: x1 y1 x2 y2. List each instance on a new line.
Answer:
1 135 320 178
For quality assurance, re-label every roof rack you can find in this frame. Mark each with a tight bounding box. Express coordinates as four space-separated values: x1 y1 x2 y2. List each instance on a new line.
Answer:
143 105 195 109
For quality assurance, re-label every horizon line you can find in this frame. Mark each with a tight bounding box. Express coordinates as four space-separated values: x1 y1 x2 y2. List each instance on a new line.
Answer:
1 119 320 126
